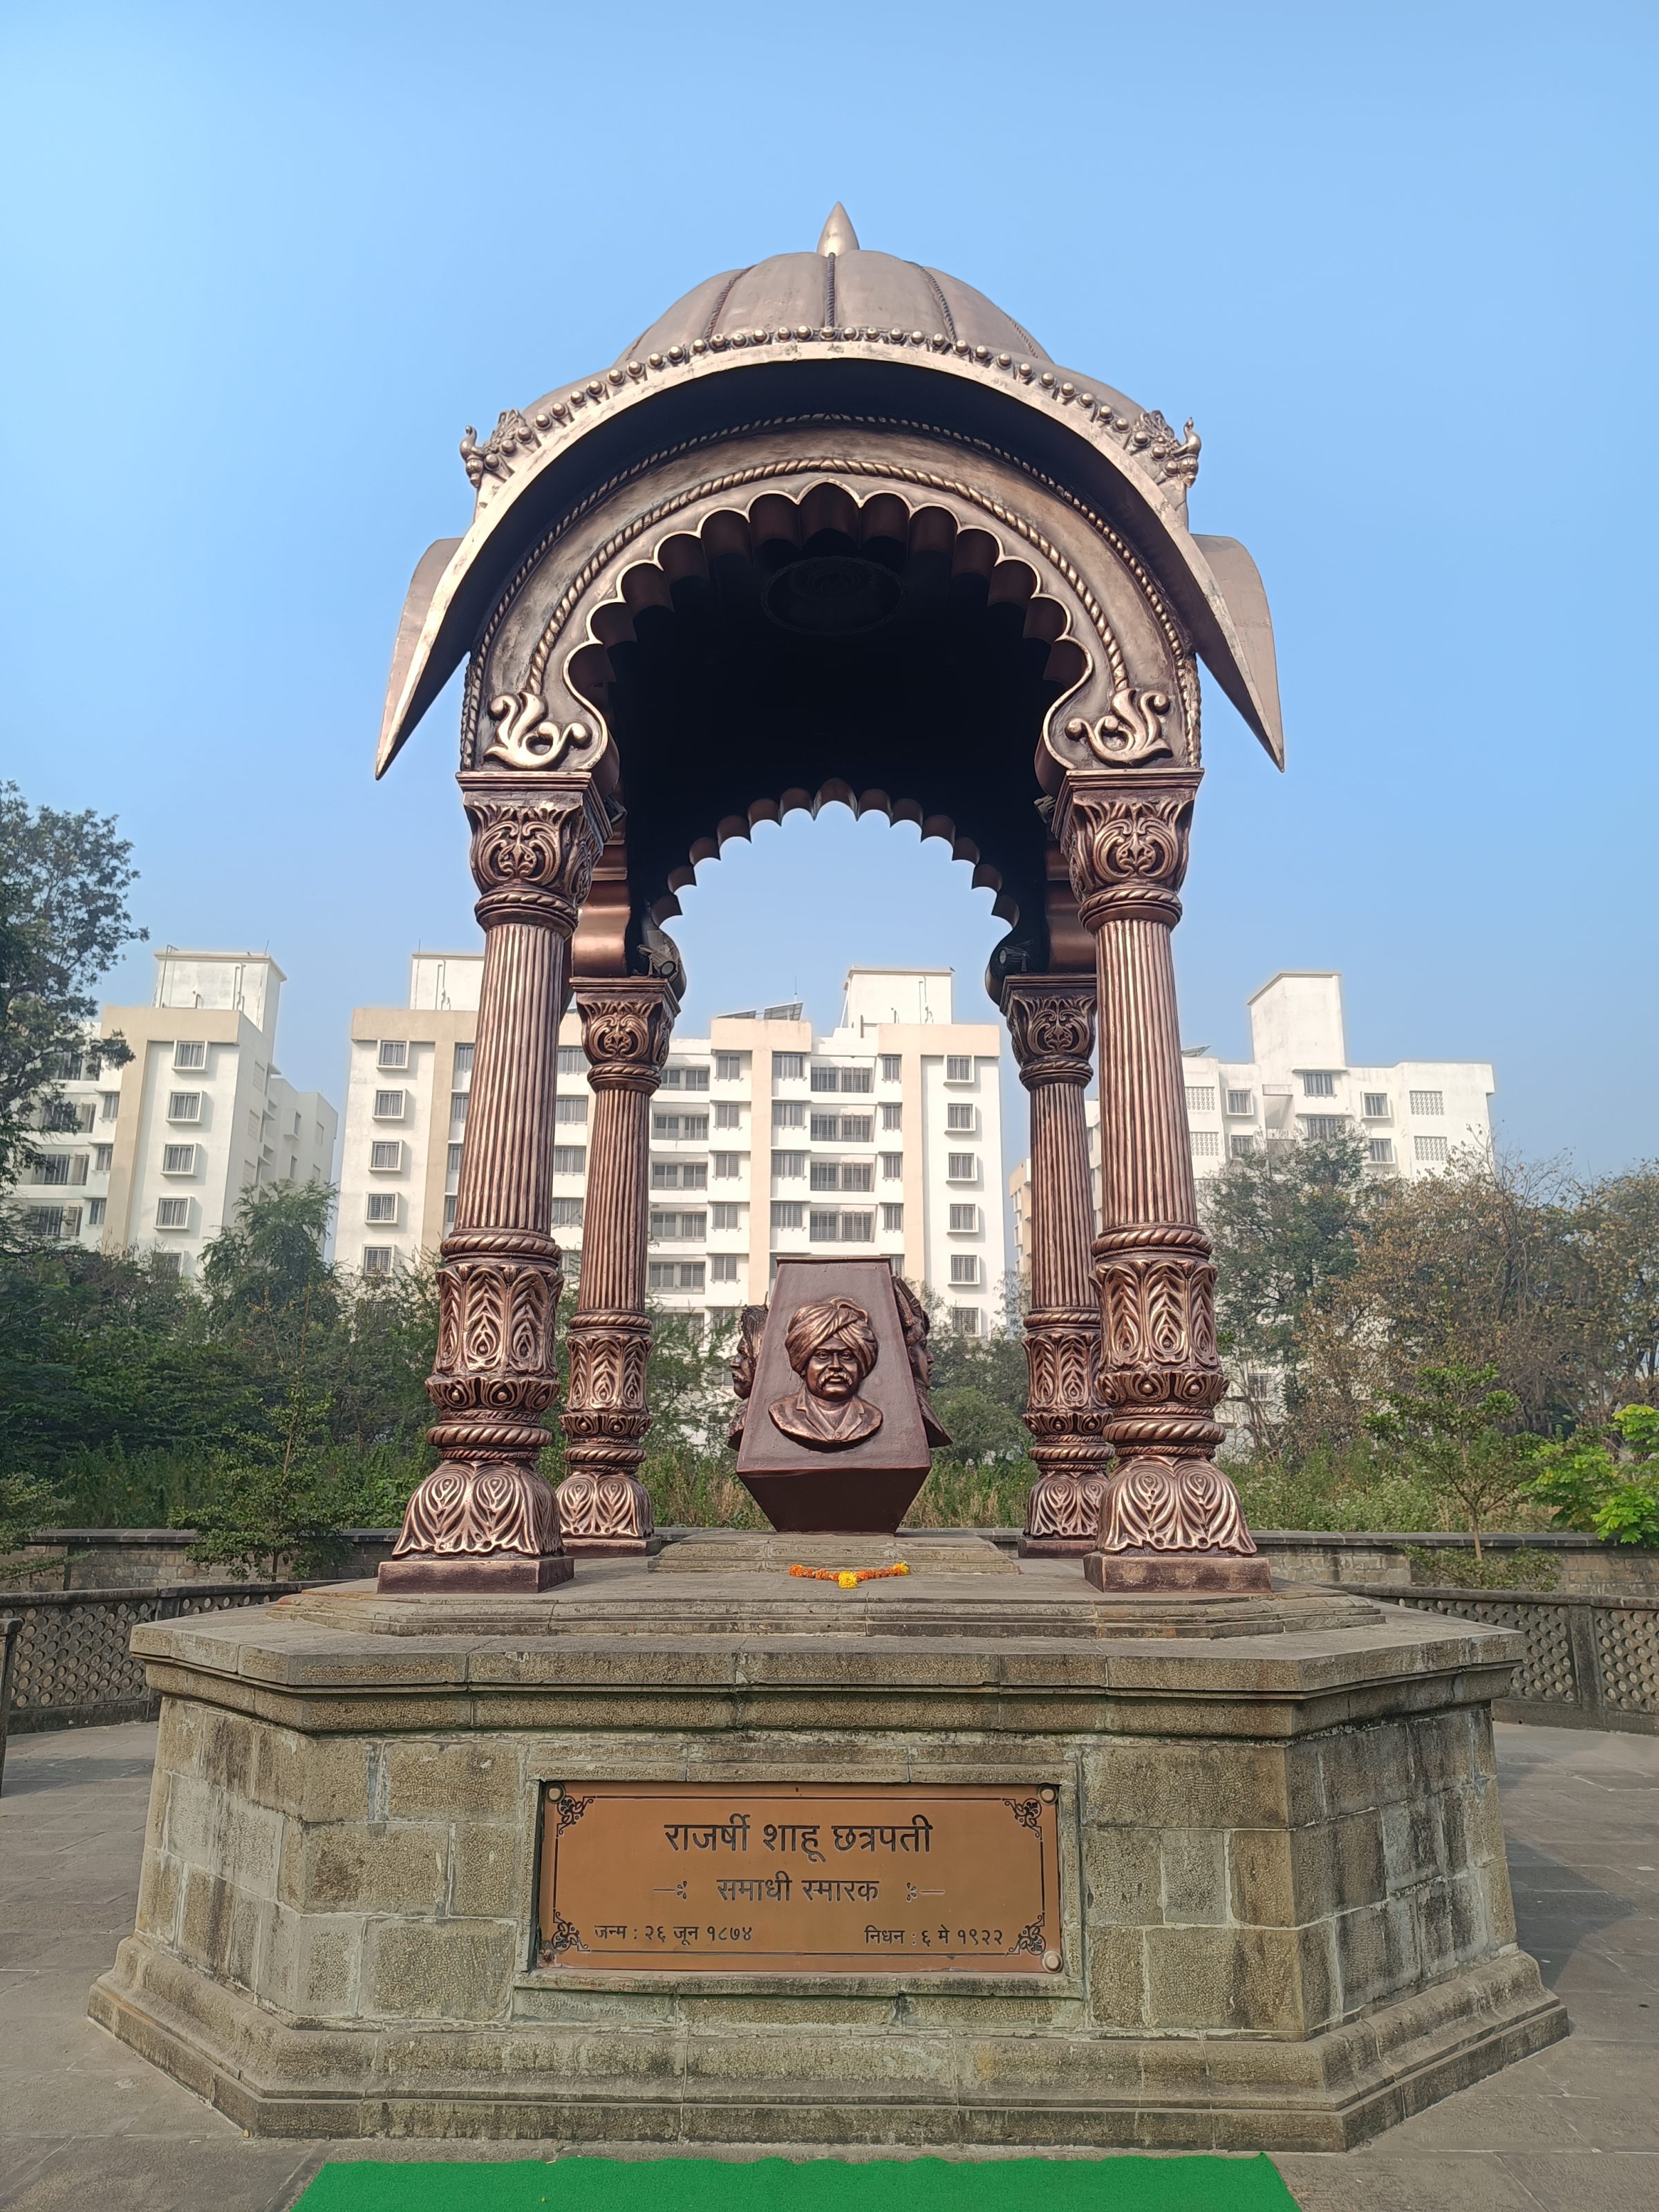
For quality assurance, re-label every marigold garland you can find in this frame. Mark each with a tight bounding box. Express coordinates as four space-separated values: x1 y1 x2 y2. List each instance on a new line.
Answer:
789 1562 911 1589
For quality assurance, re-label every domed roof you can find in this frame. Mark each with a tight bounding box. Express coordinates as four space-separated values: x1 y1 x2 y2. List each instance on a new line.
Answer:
617 205 1050 368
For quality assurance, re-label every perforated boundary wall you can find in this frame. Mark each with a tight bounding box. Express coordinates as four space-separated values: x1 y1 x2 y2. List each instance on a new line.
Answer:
0 1583 300 1735
1363 1587 1659 1736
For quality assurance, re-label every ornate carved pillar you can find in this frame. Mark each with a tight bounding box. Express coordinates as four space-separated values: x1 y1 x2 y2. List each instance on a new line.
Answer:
555 980 678 1554
379 774 608 1594
1002 977 1114 1555
1054 768 1267 1593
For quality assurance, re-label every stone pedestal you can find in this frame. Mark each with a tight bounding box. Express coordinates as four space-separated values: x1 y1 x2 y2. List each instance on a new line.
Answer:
91 1546 1566 2151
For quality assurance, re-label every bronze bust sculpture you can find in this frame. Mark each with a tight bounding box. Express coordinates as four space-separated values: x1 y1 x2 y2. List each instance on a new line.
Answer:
767 1297 885 1450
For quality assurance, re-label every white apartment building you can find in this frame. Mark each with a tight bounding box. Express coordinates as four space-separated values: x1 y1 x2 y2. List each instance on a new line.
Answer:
1011 971 1495 1280
17 950 338 1277
339 960 1007 1334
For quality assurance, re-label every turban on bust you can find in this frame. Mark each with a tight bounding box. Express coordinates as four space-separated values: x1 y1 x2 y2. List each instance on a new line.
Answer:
783 1295 879 1383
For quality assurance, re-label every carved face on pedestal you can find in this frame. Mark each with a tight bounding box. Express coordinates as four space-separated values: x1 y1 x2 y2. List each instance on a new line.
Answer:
768 1297 885 1450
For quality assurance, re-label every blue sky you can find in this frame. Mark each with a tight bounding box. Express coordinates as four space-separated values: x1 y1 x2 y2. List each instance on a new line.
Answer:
2 1 1653 1172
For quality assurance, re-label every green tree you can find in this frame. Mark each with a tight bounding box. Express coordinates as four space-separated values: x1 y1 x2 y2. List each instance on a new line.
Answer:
0 782 144 1193
185 1376 382 1581
0 1466 67 1582
1367 1363 1539 1557
1525 1404 1659 1548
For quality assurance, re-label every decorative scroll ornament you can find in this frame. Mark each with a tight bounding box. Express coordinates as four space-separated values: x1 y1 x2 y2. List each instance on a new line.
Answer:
460 407 546 490
1116 410 1202 489
393 1462 559 1557
1027 1470 1111 1544
556 1467 655 1548
1063 686 1173 768
1004 984 1096 1089
1057 772 1198 930
577 988 675 1089
483 691 594 771
1096 1456 1256 1556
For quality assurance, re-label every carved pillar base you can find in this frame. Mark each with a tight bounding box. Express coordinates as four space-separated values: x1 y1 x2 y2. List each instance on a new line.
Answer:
1016 1306 1113 1557
556 1314 662 1555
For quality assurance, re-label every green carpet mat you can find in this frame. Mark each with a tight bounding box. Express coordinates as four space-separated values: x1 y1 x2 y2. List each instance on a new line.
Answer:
293 2153 1300 2211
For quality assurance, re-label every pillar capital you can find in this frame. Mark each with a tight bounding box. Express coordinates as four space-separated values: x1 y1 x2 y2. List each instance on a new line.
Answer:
572 978 679 1094
1001 975 1096 1091
460 773 609 932
1053 767 1200 933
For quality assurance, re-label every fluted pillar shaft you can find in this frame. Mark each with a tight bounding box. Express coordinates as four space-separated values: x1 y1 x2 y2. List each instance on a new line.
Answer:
556 981 678 1554
1002 978 1113 1554
380 774 608 1595
1055 767 1264 1591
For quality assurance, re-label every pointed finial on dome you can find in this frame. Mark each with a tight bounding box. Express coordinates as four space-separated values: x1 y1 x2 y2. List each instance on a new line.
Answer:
816 203 859 256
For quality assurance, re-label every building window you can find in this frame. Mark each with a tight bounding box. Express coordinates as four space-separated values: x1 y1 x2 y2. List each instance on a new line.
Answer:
811 1161 872 1192
809 1161 838 1190
1301 1116 1348 1140
447 1143 463 1176
450 1092 469 1129
948 1203 979 1232
711 1203 742 1230
879 1054 902 1083
453 1042 475 1076
772 1100 805 1129
771 1201 805 1230
715 1101 743 1129
167 1092 202 1123
1409 1089 1445 1116
773 1053 806 1082
810 1065 872 1094
1190 1130 1221 1157
556 1096 588 1125
945 1103 975 1132
662 1065 710 1091
377 1040 409 1069
951 1306 982 1337
1367 1138 1396 1164
711 1253 740 1282
946 1153 977 1183
715 1052 744 1081
551 1197 584 1227
1226 1089 1253 1116
809 1113 840 1143
87 1197 106 1227
875 1203 901 1232
650 1209 706 1240
1184 1086 1217 1114
880 1102 901 1132
161 1144 196 1174
365 1192 398 1224
1362 1092 1391 1119
362 1246 394 1276
772 1151 805 1179
35 1155 71 1186
879 1152 903 1181
1228 1134 1257 1158
712 1153 742 1179
839 1114 872 1142
652 1161 707 1190
945 1056 973 1083
156 1197 189 1230
653 1112 709 1140
949 1254 980 1286
173 1039 207 1071
554 1145 587 1174
1415 1135 1450 1163
92 1144 113 1172
811 1210 872 1242
370 1140 402 1171
100 1091 120 1121
373 1089 405 1120
556 1044 583 1075
648 1261 705 1291
1301 1071 1337 1098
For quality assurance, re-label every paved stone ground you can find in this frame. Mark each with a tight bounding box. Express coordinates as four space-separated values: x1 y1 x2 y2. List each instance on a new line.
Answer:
0 1719 1653 2211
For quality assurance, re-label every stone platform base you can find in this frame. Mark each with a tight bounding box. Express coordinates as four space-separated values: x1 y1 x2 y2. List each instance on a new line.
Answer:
90 1541 1566 2152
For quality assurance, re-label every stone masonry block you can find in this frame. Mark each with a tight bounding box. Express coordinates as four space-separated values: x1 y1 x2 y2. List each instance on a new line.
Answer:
252 1727 373 1824
449 1821 524 1918
135 1847 182 1942
1160 1829 1228 1925
1333 1895 1421 2014
1080 1741 1291 1833
1144 1925 1303 2035
177 1864 271 1993
1080 1824 1161 1925
283 1821 448 1914
384 1739 523 1820
165 1774 282 1901
1226 1828 1295 1929
364 1918 516 2022
1315 1723 1411 1821
263 1902 363 2018
1085 1925 1147 2028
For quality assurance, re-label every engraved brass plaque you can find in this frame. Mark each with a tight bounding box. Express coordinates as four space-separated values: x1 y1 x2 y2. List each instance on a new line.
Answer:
536 1781 1062 1974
